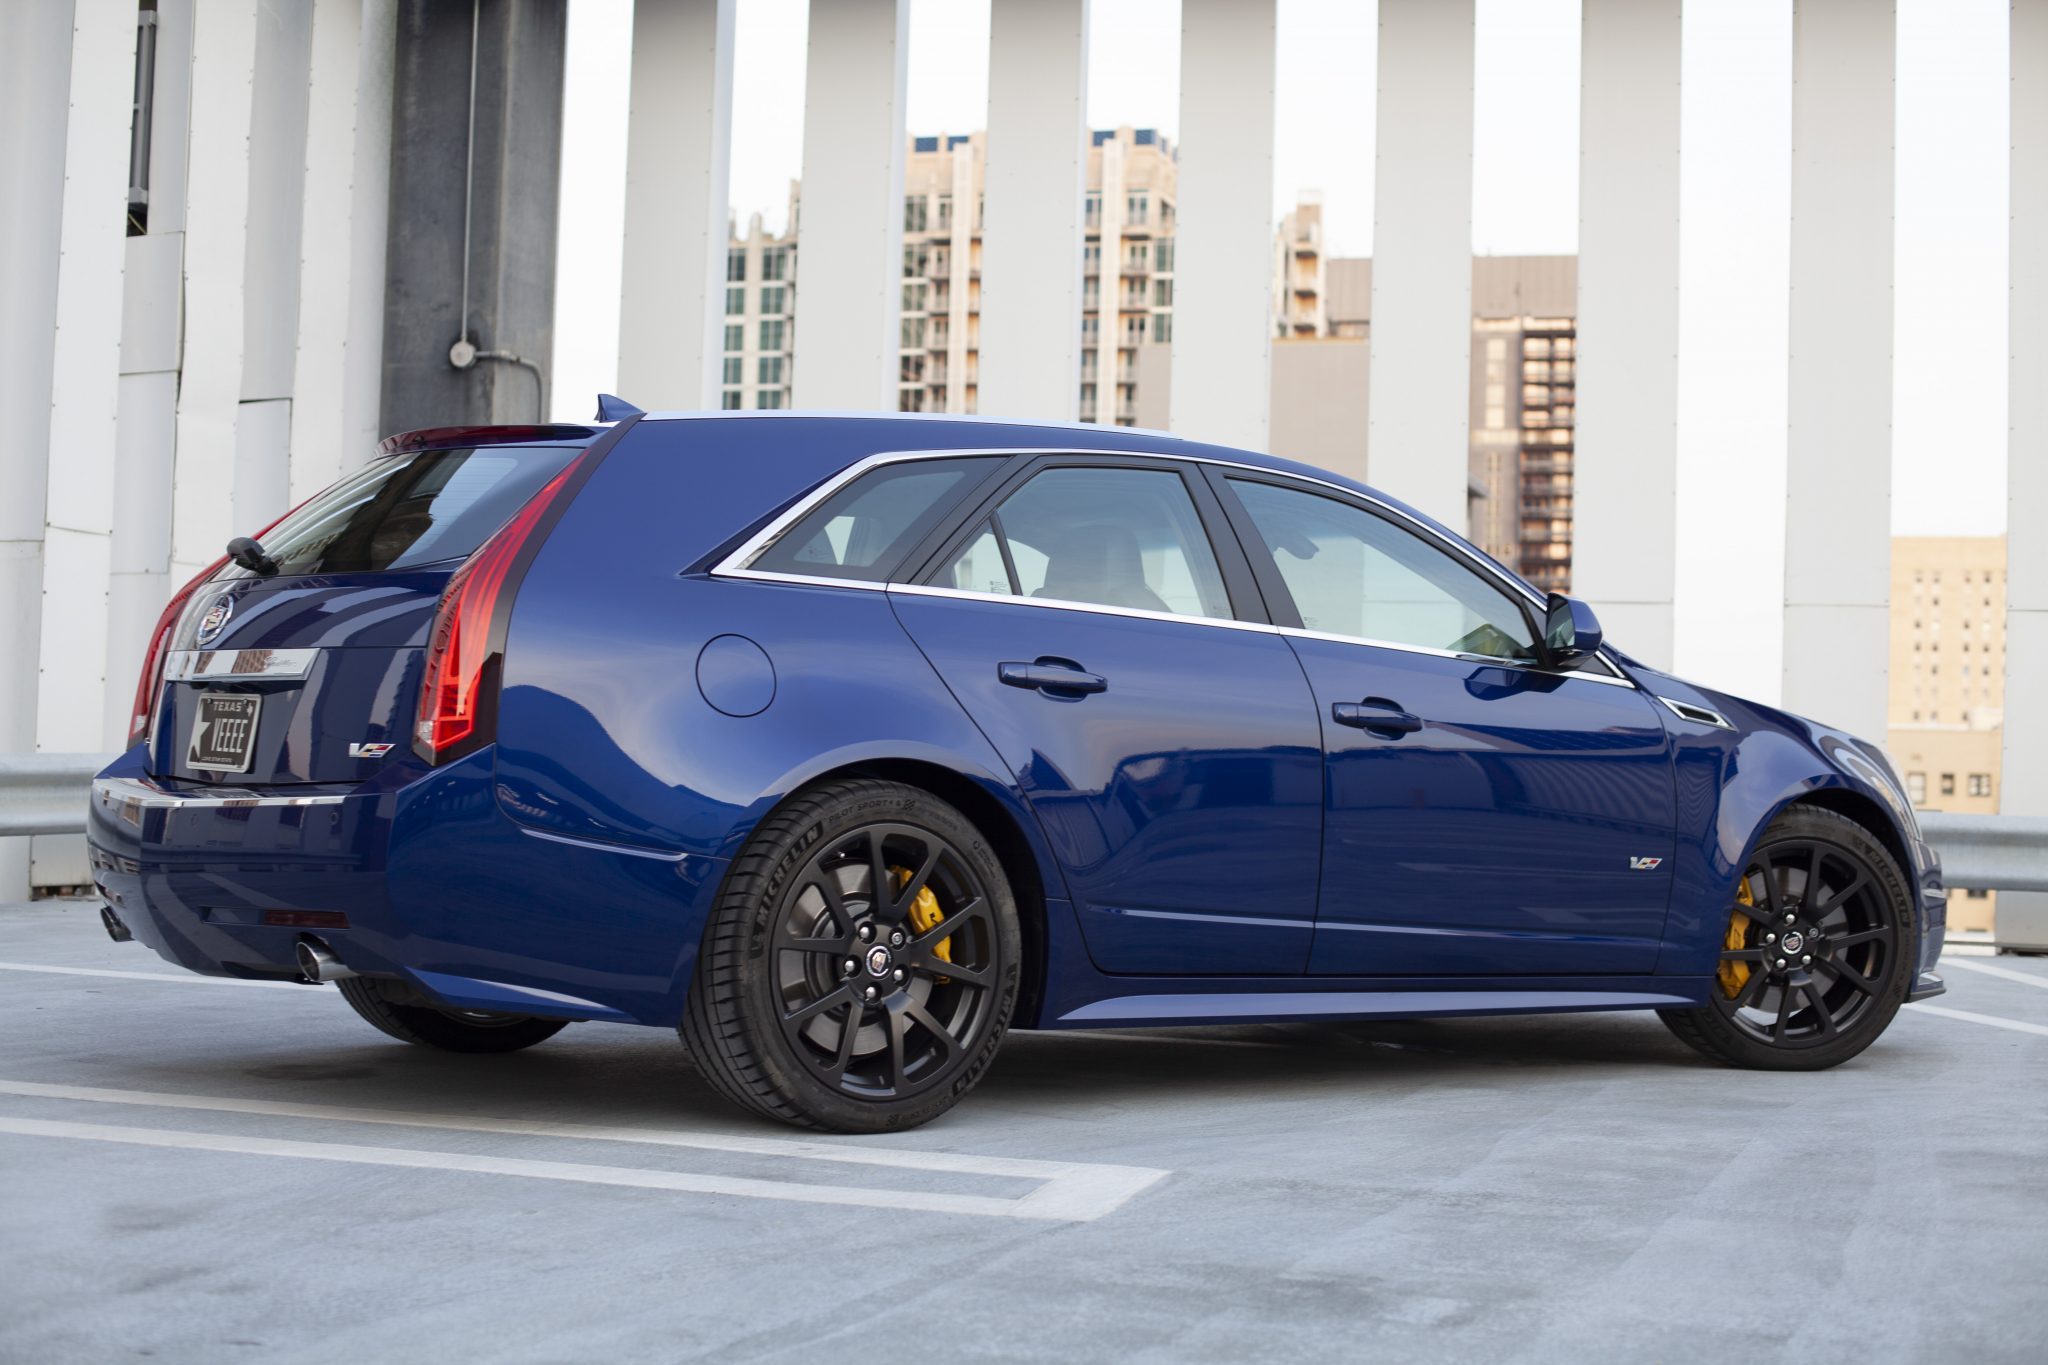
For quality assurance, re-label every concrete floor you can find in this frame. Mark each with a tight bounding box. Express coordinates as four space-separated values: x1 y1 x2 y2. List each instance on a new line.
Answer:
2 899 2044 1365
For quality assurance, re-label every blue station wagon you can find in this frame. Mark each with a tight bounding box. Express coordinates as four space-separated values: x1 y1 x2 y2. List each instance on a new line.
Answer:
89 408 1947 1131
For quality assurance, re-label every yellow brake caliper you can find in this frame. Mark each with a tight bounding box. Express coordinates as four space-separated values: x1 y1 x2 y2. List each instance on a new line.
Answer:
892 867 951 979
1718 874 1758 999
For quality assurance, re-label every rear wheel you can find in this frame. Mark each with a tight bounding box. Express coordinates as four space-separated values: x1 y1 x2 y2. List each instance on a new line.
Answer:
1659 806 1913 1069
682 778 1020 1133
336 977 569 1053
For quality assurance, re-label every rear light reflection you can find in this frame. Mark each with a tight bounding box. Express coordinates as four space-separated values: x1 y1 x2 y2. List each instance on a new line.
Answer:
261 910 351 930
128 556 227 746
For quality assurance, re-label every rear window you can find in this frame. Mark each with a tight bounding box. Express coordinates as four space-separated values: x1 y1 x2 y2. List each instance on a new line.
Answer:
247 445 583 576
742 457 1002 582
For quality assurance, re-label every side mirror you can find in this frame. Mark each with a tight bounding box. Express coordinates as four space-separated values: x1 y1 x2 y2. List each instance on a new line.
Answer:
1541 593 1604 671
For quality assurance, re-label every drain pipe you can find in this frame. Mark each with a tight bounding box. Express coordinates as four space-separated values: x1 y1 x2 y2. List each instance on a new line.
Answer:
446 0 548 422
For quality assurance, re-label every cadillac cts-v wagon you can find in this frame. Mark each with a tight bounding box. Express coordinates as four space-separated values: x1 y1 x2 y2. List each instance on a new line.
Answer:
89 407 1947 1131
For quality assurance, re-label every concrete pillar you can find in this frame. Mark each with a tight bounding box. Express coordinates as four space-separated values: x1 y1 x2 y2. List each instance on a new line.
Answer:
1169 0 1277 452
0 1 75 898
1781 0 1893 740
2003 0 2048 941
1574 0 1680 665
171 0 260 581
977 0 1088 421
789 0 908 411
380 0 568 435
1367 0 1475 526
616 0 734 411
290 0 396 500
36 0 142 766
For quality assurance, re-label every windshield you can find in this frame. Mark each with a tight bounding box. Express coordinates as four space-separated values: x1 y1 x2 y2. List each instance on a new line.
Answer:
245 444 583 576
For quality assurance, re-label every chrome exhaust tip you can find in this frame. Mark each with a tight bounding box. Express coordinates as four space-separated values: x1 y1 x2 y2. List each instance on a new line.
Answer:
99 903 132 944
294 938 357 984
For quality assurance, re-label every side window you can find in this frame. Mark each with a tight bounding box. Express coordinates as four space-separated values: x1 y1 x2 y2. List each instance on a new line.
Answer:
935 466 1232 620
1228 478 1538 661
744 457 1000 582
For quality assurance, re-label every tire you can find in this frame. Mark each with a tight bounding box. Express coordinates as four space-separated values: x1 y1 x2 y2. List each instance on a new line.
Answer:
1659 805 1914 1070
682 778 1022 1133
336 976 570 1053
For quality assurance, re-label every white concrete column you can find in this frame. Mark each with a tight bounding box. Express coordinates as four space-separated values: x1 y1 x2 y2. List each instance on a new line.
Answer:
1169 0 1277 452
789 0 907 410
1367 0 1475 525
616 0 734 411
1781 0 1893 740
1574 0 1680 666
2007 0 2048 825
37 0 141 761
0 0 76 898
291 0 397 499
172 0 260 581
977 0 1088 420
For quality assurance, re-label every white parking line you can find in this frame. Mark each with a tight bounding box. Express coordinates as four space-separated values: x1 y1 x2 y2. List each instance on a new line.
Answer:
0 962 312 990
1940 958 2048 991
0 1079 1167 1222
1910 1004 2048 1038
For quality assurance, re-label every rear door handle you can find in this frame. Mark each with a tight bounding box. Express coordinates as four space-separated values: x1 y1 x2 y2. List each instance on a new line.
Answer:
999 661 1108 695
1331 698 1422 735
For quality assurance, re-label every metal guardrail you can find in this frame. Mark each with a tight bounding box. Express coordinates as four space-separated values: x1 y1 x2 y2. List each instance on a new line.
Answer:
2 755 2046 893
0 755 114 838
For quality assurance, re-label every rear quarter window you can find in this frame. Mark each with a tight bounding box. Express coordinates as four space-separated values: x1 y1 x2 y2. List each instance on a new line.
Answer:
741 456 1002 582
250 444 584 576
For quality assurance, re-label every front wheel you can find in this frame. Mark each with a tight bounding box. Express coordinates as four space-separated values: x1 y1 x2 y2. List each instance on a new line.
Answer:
1659 806 1914 1070
682 779 1021 1133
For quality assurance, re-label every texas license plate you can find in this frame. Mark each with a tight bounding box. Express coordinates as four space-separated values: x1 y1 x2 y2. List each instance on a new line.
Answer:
187 693 262 773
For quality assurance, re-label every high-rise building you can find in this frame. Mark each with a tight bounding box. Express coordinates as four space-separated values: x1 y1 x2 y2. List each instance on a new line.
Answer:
1888 535 2008 932
721 203 799 412
1469 257 1578 592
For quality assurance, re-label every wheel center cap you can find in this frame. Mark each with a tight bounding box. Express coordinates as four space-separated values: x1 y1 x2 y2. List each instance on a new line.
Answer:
865 945 894 977
1781 929 1806 956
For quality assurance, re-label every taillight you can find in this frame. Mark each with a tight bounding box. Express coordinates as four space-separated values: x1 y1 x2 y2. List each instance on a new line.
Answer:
413 459 585 763
128 556 228 745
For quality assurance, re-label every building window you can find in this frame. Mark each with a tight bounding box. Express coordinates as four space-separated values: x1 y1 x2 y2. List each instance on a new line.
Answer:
904 243 930 277
1152 313 1172 343
1966 888 1989 899
720 389 742 410
904 196 928 232
727 249 747 282
1153 278 1173 306
1968 773 1992 798
1126 191 1149 225
723 323 743 353
760 285 787 315
1154 239 1174 272
756 389 786 410
722 357 742 384
901 316 927 348
1906 772 1926 804
900 353 926 383
759 319 787 351
725 286 744 316
761 246 790 282
1940 773 1956 797
1084 193 1101 228
936 195 952 230
902 280 928 312
758 356 784 386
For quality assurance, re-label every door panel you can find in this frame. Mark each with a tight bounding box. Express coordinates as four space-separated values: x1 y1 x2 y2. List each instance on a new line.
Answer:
893 593 1324 975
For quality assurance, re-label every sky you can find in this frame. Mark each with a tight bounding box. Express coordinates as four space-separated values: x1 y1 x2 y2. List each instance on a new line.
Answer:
551 1 2011 696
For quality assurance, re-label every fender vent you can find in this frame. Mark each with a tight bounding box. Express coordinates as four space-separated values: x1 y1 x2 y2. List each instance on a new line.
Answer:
1657 696 1734 730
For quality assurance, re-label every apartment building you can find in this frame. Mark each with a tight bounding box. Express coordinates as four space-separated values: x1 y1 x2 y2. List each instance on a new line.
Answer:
1888 535 2008 932
721 205 798 412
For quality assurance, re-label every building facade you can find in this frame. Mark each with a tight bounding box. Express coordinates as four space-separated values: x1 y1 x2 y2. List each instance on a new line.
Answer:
1888 535 2009 932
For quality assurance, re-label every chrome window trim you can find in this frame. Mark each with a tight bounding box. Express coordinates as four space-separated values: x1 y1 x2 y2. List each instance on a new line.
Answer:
1656 695 1735 729
162 648 318 683
709 445 1638 689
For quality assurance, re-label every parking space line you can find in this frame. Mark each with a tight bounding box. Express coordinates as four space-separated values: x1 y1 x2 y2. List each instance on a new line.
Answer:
0 1079 1168 1220
1910 1004 2048 1038
1941 958 2048 991
0 1115 1120 1220
0 962 311 991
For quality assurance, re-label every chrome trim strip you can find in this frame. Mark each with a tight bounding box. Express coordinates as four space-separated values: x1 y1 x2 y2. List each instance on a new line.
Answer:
162 648 317 683
707 444 1635 686
1656 695 1735 729
92 776 351 815
1275 625 1639 687
886 582 1277 635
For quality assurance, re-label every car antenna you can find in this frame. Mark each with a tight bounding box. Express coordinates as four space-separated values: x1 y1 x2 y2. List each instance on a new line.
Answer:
594 393 644 422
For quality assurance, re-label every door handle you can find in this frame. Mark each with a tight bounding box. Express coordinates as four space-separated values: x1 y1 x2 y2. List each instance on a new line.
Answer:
1332 698 1422 735
999 661 1108 695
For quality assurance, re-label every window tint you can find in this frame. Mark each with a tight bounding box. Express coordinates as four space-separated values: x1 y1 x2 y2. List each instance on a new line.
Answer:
747 457 1000 582
937 466 1231 619
251 444 583 576
1229 478 1537 660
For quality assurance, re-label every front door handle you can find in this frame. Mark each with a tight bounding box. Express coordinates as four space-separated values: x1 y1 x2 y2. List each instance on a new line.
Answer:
1332 697 1422 735
999 661 1108 695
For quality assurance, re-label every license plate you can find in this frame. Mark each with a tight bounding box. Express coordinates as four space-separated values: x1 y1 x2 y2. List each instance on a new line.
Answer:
188 693 262 774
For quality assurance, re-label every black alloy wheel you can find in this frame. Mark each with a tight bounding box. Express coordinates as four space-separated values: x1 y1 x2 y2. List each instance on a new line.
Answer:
1661 805 1913 1070
683 779 1020 1132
